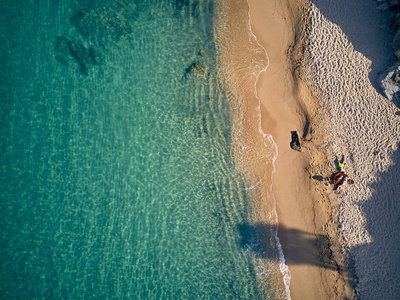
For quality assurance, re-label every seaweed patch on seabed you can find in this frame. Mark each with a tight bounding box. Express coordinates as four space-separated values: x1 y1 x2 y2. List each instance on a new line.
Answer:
185 61 206 77
55 37 103 75
183 49 209 81
174 0 201 19
55 0 136 75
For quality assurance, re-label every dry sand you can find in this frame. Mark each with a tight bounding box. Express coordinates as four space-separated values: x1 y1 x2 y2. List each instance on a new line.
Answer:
305 1 400 298
248 0 354 298
247 0 400 299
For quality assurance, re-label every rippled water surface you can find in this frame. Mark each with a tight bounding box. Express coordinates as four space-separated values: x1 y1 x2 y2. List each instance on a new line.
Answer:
0 1 286 298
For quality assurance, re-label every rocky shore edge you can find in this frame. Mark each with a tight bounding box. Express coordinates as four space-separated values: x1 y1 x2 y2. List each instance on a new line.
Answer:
379 1 400 110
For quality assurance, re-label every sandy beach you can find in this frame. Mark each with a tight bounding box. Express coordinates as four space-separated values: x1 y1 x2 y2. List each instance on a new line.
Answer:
1 0 398 298
247 0 353 298
247 0 400 299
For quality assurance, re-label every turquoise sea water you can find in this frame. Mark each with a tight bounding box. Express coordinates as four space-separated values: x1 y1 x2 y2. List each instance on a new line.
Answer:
1 1 286 299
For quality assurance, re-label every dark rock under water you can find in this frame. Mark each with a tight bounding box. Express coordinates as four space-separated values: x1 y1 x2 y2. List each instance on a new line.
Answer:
55 0 135 75
186 61 206 76
55 36 103 75
70 6 133 46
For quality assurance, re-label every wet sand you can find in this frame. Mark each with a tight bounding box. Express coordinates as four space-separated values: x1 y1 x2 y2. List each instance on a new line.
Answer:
248 0 356 298
247 0 400 298
217 0 399 297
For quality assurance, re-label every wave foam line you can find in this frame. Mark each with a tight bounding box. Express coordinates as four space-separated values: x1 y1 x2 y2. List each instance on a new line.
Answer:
245 1 291 299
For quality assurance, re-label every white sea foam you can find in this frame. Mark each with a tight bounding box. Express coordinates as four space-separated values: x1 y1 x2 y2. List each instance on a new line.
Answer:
245 1 291 299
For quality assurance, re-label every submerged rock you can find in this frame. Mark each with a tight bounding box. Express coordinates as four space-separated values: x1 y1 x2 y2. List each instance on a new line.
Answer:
67 40 91 75
175 0 190 11
55 36 76 66
70 2 133 46
55 36 103 75
185 61 206 77
55 0 135 75
89 47 103 65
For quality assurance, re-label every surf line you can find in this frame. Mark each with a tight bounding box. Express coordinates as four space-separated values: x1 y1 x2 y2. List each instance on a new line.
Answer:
245 0 292 298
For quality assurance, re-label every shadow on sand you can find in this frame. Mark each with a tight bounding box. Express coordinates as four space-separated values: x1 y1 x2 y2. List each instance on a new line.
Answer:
311 0 396 95
242 147 400 298
236 222 358 290
350 146 400 298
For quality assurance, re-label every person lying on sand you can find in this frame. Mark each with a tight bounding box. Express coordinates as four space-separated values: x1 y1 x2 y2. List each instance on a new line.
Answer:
332 172 354 190
328 156 354 190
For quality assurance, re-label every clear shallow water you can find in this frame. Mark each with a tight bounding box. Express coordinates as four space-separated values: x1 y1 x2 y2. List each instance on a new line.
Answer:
1 0 285 298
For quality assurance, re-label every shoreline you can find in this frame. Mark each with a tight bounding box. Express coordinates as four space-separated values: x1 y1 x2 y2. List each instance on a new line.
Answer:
248 0 355 298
